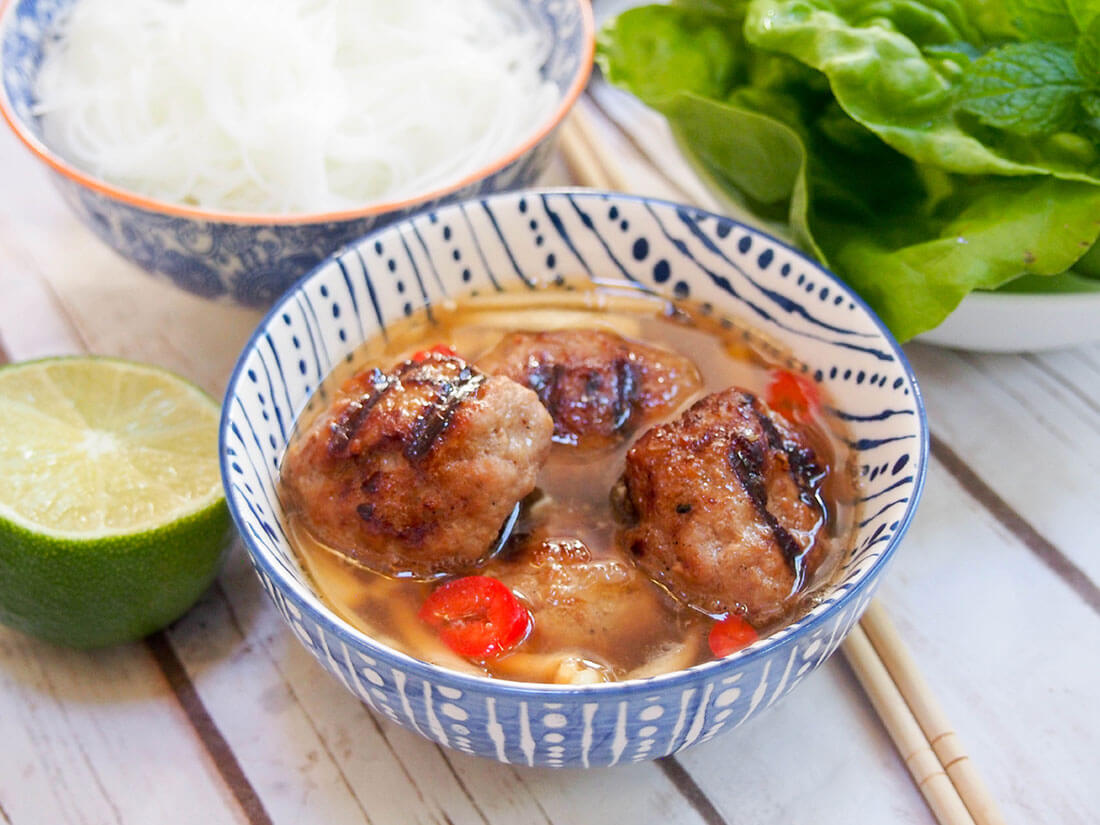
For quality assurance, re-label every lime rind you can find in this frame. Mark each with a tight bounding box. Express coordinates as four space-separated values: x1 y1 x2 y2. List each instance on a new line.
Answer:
0 496 234 648
0 355 233 647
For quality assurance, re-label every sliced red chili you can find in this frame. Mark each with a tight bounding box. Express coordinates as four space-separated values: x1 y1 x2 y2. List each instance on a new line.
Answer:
418 575 532 659
708 615 759 658
766 369 821 423
411 344 458 363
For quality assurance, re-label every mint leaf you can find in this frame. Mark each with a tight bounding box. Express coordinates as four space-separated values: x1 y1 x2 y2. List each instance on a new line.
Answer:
742 0 1100 178
958 43 1083 135
1077 15 1100 82
1008 0 1080 42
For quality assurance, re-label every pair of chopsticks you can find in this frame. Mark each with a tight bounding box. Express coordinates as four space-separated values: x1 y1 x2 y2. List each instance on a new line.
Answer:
845 604 1003 825
557 105 1005 825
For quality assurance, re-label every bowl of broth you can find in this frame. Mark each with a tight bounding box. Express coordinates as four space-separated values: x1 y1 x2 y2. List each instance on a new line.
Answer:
221 189 928 766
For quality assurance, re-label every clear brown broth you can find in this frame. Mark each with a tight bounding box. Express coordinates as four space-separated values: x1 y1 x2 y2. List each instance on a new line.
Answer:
280 286 860 682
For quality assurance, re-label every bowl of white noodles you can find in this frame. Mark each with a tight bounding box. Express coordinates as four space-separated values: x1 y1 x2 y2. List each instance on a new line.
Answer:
0 0 594 305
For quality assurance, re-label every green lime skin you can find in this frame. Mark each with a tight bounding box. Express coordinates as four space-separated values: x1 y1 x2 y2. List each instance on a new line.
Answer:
0 498 234 648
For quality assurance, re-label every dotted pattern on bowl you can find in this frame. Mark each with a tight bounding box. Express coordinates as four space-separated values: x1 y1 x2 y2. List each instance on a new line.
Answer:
1 0 587 305
221 190 928 767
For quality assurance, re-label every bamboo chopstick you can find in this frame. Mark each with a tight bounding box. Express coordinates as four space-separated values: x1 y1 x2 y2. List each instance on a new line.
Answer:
560 118 615 190
860 601 1007 825
556 100 1006 825
843 623 976 825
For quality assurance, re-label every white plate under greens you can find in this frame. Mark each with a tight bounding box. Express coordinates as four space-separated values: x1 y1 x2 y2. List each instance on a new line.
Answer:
917 291 1100 353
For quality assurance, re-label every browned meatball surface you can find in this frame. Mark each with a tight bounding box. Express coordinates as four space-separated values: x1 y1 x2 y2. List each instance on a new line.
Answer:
495 535 659 653
486 505 703 678
281 353 554 579
617 387 829 627
477 329 702 448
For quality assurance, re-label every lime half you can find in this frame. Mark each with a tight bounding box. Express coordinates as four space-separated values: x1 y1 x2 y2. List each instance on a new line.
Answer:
0 357 233 648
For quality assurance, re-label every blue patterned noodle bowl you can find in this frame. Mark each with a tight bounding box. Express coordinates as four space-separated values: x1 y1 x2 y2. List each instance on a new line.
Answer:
220 190 928 768
0 0 593 306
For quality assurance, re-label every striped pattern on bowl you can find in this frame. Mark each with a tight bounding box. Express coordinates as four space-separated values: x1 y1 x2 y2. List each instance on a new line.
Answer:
221 190 928 767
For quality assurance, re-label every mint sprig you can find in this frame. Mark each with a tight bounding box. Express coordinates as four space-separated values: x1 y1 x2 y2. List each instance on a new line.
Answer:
958 43 1084 136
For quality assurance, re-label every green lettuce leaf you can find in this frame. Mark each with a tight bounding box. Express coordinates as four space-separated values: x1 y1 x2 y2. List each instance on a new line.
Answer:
1007 0 1081 43
743 0 1100 181
596 3 742 103
820 176 1100 338
598 2 1100 340
995 271 1100 293
1085 92 1100 121
1072 238 1100 277
956 0 1027 40
1077 15 1100 79
1067 0 1100 30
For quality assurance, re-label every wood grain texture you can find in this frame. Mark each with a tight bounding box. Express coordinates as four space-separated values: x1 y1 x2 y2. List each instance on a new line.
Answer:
860 602 1006 825
675 659 935 824
3 85 1100 825
0 630 244 825
929 434 1100 614
11 219 263 396
843 626 976 825
145 632 275 825
166 550 718 825
906 343 1100 586
877 461 1100 825
0 227 85 361
656 758 730 825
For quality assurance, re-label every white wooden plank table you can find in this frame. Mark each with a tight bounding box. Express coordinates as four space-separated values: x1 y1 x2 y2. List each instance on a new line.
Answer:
2 93 1098 825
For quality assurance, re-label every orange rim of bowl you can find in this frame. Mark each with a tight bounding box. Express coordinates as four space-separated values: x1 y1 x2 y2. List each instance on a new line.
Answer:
0 0 596 225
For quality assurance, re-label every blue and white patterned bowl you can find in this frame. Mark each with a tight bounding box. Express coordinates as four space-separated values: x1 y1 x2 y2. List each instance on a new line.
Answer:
220 190 928 767
0 0 593 306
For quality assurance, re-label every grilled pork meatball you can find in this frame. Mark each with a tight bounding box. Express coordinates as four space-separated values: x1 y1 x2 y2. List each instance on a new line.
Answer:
282 353 553 578
616 387 829 626
477 329 702 448
488 522 693 670
498 537 656 648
